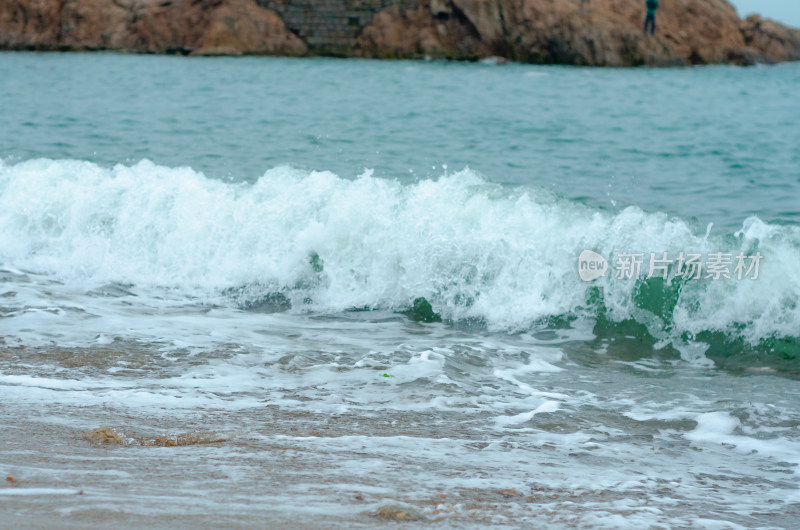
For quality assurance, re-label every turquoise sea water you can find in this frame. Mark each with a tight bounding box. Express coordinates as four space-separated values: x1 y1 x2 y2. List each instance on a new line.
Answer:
3 53 799 229
1 52 800 527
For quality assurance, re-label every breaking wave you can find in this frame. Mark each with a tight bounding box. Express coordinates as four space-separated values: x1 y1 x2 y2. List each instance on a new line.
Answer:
2 158 800 361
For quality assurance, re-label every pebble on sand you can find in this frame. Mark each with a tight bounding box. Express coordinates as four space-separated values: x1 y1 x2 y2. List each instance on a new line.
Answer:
376 504 425 521
83 427 125 445
498 489 519 498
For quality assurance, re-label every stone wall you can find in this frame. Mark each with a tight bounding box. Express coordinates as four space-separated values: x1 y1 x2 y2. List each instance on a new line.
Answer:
258 0 419 56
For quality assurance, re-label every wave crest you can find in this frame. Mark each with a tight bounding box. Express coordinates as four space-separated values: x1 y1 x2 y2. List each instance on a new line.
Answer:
2 158 799 351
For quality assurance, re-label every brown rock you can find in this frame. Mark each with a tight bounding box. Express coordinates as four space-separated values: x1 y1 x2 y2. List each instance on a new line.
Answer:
357 0 800 66
0 0 799 65
59 0 130 50
740 15 800 63
83 427 224 446
376 504 426 521
0 0 306 56
498 488 519 497
194 0 307 56
83 427 125 445
357 5 490 59
451 0 505 45
0 0 63 49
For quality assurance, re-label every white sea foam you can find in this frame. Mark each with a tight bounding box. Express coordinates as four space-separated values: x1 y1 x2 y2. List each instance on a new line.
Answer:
1 158 799 345
0 488 82 496
687 411 800 471
495 400 560 427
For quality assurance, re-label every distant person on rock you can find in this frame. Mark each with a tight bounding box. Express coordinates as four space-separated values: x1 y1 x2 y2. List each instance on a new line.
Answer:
644 0 658 35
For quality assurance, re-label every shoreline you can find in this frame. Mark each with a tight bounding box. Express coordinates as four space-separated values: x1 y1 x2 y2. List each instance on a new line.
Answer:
3 47 800 70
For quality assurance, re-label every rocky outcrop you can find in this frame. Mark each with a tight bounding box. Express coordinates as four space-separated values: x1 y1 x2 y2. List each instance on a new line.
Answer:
0 0 307 56
740 14 800 63
1 0 799 65
356 0 800 65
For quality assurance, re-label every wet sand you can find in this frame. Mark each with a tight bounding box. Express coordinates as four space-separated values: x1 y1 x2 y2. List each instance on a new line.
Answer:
4 396 800 529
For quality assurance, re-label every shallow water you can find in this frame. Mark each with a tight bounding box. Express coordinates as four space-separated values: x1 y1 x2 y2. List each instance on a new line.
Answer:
1 52 800 528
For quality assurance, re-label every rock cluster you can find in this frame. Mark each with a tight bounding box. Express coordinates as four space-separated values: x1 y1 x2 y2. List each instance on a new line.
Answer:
356 0 800 65
0 0 306 56
1 0 799 65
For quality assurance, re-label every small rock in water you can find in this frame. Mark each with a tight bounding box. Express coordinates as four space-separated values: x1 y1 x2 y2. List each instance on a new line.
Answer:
376 504 425 521
84 427 223 447
498 488 519 498
84 427 125 445
6 475 15 482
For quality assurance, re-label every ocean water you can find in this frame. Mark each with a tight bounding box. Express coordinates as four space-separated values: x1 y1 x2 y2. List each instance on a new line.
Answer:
1 52 800 528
